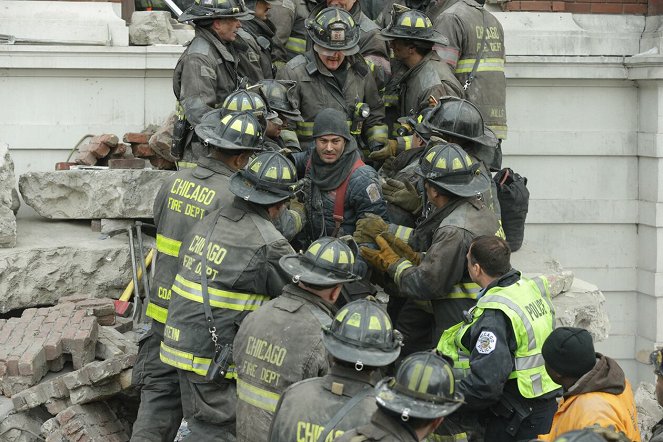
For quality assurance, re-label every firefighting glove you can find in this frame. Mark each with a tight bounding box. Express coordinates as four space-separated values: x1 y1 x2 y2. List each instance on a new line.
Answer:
381 232 421 265
360 235 401 273
368 139 399 161
353 213 389 244
287 199 306 234
382 178 422 214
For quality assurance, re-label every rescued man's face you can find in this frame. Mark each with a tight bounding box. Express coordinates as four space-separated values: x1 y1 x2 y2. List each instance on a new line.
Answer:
315 135 346 164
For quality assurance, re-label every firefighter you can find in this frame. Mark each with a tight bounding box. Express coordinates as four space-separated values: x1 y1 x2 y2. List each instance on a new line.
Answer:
268 297 402 441
257 79 304 152
276 7 388 149
235 0 280 82
233 237 360 442
336 352 465 442
291 108 387 261
379 6 463 119
160 151 298 439
434 0 507 155
171 0 253 165
436 235 559 441
355 142 501 356
131 111 264 442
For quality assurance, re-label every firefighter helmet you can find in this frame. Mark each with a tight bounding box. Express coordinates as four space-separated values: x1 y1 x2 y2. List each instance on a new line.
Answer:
179 0 254 22
323 297 402 368
651 349 663 376
422 96 498 149
279 237 360 286
307 7 360 55
396 106 434 139
379 5 448 46
258 80 304 122
375 351 464 420
417 141 490 197
195 111 265 151
229 151 298 205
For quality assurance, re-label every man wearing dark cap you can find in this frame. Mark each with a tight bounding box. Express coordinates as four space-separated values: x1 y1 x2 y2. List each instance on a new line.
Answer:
538 327 641 441
293 108 387 254
233 237 360 442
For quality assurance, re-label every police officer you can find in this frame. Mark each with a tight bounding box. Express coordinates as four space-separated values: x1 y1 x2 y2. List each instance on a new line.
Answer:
336 352 465 442
433 0 507 142
160 152 297 440
171 0 253 164
257 79 304 152
379 6 463 119
356 142 502 356
437 235 559 441
276 8 388 148
233 237 360 442
292 108 387 252
131 111 264 442
235 0 281 82
268 297 402 441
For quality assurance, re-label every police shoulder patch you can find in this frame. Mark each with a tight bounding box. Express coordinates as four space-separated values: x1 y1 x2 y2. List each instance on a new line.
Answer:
366 183 381 203
476 331 496 354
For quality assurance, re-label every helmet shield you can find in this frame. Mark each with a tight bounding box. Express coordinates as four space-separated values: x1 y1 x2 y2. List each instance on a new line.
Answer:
279 237 360 285
323 298 402 367
417 142 490 197
375 352 464 420
229 151 298 204
307 7 360 55
257 80 304 122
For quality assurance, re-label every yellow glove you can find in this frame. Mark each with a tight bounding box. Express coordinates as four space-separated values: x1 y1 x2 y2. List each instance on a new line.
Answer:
381 232 421 265
353 213 389 244
360 235 401 273
368 139 399 161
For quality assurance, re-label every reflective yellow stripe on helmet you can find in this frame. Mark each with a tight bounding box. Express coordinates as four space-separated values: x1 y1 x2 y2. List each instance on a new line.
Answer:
160 342 236 379
455 58 505 74
172 274 270 311
237 378 280 412
286 36 306 54
146 302 169 324
156 234 181 258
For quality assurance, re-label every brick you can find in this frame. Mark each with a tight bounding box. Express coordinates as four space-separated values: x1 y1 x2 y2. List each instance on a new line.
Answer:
46 398 72 415
590 2 623 11
131 143 155 158
149 157 176 170
96 314 115 326
552 1 565 10
623 3 647 12
123 132 151 144
503 0 521 9
110 143 128 156
518 0 551 10
564 2 592 12
22 308 38 321
92 134 119 148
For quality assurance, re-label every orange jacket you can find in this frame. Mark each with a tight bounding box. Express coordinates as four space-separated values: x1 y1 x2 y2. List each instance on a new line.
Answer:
539 357 641 441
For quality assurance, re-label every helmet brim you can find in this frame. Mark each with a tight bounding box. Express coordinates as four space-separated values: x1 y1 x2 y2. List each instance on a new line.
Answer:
418 168 491 198
274 108 304 122
279 255 360 285
422 122 498 149
322 333 400 367
179 5 254 22
312 41 360 56
229 173 292 205
194 123 264 151
374 378 464 419
377 30 448 46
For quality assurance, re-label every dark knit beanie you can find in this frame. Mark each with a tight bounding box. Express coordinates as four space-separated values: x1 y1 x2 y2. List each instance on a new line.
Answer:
542 327 596 378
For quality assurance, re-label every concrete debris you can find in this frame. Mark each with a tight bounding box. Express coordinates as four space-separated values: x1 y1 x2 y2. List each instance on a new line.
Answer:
41 402 130 442
0 298 120 396
0 143 19 248
0 407 51 442
129 11 176 45
19 170 176 219
635 382 663 440
149 113 179 163
544 270 574 298
0 218 131 313
552 278 609 342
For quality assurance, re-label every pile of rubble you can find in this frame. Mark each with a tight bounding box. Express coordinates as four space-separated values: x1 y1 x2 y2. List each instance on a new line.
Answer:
0 296 139 442
71 122 177 171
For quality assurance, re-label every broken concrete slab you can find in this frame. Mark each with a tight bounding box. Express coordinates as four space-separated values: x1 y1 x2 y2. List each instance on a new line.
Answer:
0 218 131 313
0 408 51 442
0 143 18 247
552 278 610 343
129 11 176 45
42 402 130 442
636 382 663 440
19 169 175 219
